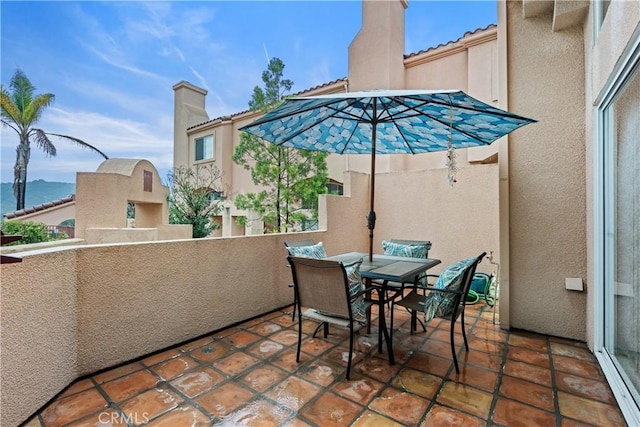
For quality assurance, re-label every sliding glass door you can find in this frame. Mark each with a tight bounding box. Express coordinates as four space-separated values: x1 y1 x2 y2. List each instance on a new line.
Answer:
599 41 640 421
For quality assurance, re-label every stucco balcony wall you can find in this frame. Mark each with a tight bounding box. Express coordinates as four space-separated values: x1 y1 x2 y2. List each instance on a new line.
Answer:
0 166 500 427
0 233 322 426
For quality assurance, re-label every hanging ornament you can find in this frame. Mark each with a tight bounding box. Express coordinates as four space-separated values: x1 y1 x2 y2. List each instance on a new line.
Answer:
446 101 458 187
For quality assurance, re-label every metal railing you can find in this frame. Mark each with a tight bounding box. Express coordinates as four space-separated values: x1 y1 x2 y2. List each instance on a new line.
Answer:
46 225 75 239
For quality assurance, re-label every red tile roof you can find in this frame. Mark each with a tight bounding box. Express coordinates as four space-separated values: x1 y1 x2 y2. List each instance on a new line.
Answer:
187 25 497 131
404 24 497 59
3 195 75 220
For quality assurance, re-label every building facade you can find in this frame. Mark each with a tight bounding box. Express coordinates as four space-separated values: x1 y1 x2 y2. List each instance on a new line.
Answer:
173 0 501 238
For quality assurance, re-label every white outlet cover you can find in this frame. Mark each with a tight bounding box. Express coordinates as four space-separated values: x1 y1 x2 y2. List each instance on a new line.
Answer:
565 277 584 291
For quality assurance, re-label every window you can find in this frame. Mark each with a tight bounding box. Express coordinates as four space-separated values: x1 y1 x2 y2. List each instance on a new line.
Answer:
327 182 344 195
143 170 152 192
195 135 214 161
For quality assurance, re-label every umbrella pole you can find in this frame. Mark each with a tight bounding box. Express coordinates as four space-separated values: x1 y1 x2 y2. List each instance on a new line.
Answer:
367 101 377 263
367 153 376 263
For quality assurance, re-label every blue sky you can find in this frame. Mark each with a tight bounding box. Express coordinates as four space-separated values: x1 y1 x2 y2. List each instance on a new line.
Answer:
1 1 497 184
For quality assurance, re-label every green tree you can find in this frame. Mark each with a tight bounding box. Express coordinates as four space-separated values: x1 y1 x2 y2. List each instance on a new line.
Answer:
167 164 224 238
1 220 55 245
0 69 108 211
232 58 328 233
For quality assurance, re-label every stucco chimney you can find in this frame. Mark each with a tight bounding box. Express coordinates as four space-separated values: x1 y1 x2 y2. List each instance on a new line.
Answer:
348 0 408 91
173 81 209 170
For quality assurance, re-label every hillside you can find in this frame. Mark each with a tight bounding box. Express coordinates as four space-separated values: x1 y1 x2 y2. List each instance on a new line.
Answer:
1 180 75 217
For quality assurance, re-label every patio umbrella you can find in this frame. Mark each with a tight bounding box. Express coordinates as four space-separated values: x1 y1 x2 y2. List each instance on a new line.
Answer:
240 89 536 261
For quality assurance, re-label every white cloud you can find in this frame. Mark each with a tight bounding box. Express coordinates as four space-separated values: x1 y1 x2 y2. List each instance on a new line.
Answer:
59 77 172 122
1 106 173 183
188 66 209 91
84 44 170 83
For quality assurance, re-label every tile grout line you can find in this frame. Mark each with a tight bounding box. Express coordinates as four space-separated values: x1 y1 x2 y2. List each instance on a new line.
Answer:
91 377 136 427
486 317 511 426
416 303 488 425
547 335 563 427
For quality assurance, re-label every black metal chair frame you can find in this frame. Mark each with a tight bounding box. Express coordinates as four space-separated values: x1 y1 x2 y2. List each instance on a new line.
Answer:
380 239 433 329
391 252 486 374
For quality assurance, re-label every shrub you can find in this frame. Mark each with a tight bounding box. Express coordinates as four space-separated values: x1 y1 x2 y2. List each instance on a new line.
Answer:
1 220 55 245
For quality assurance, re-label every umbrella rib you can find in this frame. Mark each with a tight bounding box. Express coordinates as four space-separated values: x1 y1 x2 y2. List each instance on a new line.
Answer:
401 94 535 121
334 97 375 154
391 97 493 145
243 98 345 127
272 98 367 146
378 97 417 154
339 122 363 155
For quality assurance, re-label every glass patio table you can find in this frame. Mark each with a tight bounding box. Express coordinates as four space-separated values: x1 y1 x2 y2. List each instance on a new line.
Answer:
324 252 441 365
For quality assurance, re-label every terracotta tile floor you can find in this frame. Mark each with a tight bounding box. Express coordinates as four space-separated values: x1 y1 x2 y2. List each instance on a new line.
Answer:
25 302 628 427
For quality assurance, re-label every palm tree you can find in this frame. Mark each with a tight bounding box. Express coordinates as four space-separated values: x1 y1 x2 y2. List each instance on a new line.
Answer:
1 69 109 210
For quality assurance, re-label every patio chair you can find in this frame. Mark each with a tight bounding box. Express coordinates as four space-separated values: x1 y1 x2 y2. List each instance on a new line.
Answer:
391 252 486 374
379 239 433 323
287 256 373 380
284 239 326 320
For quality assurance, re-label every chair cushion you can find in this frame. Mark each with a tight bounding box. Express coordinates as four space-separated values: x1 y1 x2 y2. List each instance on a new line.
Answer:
344 258 367 325
286 241 327 258
422 257 476 323
382 240 428 259
382 240 429 287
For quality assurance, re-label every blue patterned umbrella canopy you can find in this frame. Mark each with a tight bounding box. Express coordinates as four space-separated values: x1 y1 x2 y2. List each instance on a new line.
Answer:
240 89 536 260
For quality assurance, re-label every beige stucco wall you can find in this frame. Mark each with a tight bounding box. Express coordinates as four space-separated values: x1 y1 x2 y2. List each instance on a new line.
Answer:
319 165 498 270
374 165 499 267
505 1 587 340
76 159 191 243
1 249 79 427
173 81 209 170
0 162 498 426
0 234 305 427
348 0 406 91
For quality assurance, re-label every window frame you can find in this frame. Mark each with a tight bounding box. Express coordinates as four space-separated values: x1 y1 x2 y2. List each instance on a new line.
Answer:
593 24 640 425
194 134 215 162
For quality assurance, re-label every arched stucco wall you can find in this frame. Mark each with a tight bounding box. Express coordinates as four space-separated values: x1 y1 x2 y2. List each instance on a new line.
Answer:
76 159 191 243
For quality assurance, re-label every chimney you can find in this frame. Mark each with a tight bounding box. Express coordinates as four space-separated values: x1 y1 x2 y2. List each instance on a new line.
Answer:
348 0 408 91
172 81 209 170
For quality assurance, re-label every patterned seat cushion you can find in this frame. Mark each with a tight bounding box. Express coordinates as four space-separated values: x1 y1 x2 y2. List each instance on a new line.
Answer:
382 240 428 259
344 258 367 325
422 257 476 323
286 242 327 258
